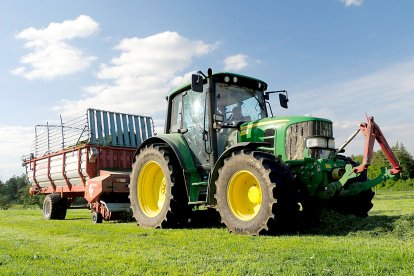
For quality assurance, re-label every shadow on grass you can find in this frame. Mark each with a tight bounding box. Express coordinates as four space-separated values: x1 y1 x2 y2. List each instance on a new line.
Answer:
65 217 91 221
187 209 224 229
64 207 412 238
185 208 413 238
297 210 408 236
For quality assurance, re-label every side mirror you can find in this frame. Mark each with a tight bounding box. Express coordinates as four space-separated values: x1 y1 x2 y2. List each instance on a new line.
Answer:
191 74 204 92
279 93 289 109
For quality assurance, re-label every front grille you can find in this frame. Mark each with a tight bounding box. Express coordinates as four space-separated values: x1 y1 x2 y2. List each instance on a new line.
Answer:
286 121 333 160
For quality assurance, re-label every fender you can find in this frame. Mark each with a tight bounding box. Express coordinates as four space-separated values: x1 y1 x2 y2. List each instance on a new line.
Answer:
207 142 270 205
134 134 200 195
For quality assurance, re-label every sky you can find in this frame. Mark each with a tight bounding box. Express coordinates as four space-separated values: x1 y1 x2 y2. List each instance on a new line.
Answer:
1 0 414 180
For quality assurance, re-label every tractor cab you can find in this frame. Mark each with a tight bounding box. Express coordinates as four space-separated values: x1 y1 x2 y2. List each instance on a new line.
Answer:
165 71 285 171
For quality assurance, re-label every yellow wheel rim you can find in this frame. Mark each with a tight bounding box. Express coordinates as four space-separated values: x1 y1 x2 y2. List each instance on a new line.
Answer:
227 170 262 221
137 161 167 217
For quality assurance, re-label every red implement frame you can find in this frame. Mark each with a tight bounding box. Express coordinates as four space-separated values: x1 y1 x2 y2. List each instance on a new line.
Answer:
26 144 135 197
355 116 402 175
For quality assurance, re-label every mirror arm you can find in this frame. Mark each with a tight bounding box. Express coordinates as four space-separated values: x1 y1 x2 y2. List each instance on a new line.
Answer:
266 101 274 117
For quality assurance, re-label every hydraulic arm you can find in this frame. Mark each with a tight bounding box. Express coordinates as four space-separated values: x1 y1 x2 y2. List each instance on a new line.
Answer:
354 116 402 175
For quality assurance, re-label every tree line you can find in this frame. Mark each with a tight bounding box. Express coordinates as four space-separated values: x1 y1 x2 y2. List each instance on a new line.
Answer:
1 143 413 209
0 175 43 209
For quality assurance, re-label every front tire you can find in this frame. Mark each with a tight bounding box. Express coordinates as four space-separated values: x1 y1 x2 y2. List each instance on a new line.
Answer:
129 144 188 228
215 150 298 235
332 190 375 217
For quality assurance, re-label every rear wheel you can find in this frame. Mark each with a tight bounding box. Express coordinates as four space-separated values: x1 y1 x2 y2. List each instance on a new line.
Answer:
43 194 68 220
129 144 189 228
215 150 298 235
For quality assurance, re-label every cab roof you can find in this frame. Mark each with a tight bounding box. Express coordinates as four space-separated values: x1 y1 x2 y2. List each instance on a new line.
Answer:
167 72 268 99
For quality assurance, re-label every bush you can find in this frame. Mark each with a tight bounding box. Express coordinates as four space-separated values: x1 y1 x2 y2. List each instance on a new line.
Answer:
0 195 12 210
376 178 414 191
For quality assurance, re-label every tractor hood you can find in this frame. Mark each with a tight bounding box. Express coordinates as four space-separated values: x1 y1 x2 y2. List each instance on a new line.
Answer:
238 115 334 161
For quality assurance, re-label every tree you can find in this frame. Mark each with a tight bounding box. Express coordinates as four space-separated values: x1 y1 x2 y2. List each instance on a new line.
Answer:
351 142 414 190
4 175 29 202
0 175 43 209
0 179 12 210
392 143 414 179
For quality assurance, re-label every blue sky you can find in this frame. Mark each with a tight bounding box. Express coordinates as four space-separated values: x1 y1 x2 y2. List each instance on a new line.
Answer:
1 0 414 180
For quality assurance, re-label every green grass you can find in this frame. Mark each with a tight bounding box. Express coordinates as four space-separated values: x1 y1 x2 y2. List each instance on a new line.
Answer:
1 191 414 275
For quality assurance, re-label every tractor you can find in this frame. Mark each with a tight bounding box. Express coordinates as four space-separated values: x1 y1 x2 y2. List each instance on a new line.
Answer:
129 68 401 235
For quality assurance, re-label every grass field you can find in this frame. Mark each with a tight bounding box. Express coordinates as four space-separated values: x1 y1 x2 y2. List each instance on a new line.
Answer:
1 191 413 275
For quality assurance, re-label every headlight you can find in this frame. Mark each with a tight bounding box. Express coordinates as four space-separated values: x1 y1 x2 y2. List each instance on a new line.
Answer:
328 138 335 149
306 137 327 148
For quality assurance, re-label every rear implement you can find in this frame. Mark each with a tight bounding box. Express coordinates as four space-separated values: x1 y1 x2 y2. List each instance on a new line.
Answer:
23 108 154 222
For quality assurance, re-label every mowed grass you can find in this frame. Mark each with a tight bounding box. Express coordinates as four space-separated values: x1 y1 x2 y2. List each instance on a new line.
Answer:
1 191 413 275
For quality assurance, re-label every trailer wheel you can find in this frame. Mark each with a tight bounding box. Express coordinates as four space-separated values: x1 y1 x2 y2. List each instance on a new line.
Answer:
43 194 68 220
92 212 103 223
215 150 298 235
129 144 188 228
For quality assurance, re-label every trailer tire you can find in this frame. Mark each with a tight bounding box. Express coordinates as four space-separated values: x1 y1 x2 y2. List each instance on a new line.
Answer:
215 150 298 235
92 212 103 223
129 144 189 228
43 194 68 220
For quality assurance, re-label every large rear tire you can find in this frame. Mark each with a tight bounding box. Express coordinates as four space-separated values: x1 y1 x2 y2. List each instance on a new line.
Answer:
129 144 189 228
215 150 298 235
43 194 68 220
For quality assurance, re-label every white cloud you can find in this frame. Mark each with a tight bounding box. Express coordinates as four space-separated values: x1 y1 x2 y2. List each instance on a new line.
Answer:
0 125 34 181
12 15 99 80
223 54 249 71
341 0 363 7
55 31 216 122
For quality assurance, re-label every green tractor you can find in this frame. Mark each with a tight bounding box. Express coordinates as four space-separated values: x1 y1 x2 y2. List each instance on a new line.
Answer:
129 68 401 235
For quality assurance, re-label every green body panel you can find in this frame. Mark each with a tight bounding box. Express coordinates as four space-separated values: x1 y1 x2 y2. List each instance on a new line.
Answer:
290 158 346 198
239 115 332 160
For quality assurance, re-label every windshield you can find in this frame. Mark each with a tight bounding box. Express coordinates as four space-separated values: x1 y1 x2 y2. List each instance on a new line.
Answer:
216 83 267 124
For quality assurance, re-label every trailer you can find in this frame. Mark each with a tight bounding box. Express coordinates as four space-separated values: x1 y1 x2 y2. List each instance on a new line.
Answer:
23 108 154 223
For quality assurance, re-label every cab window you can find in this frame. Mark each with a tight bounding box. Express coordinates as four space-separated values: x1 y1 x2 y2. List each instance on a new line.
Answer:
169 93 182 133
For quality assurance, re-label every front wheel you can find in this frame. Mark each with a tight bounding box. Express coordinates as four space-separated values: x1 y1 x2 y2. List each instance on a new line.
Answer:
215 150 298 235
332 190 375 217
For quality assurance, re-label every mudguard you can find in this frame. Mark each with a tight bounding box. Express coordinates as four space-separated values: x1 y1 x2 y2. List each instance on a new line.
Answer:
134 134 199 195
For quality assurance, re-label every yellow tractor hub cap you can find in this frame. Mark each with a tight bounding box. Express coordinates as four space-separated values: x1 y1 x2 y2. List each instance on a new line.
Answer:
227 170 262 221
137 161 167 217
